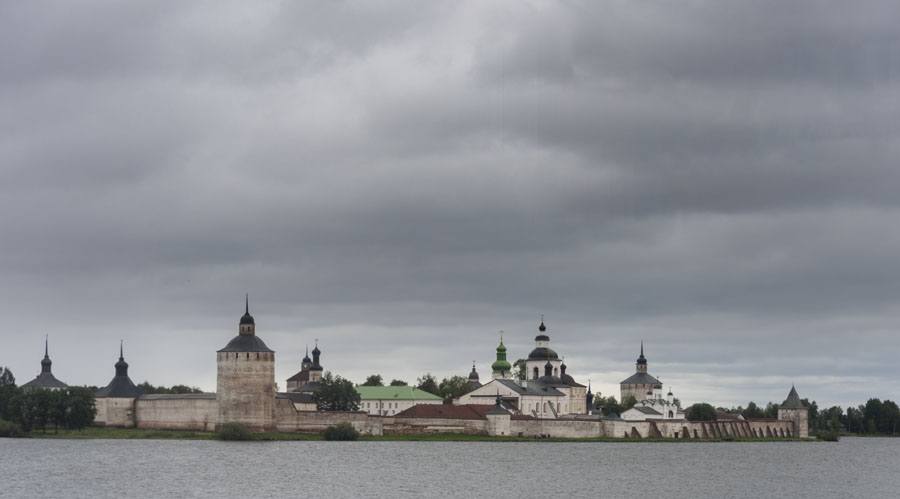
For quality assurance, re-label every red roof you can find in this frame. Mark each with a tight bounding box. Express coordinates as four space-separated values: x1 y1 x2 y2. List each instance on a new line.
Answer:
395 404 495 420
395 403 536 420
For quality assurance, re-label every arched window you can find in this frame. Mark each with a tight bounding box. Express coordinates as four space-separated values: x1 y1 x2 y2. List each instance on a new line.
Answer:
533 367 539 379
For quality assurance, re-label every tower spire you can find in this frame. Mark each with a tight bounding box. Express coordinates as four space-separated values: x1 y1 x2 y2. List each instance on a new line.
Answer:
119 340 124 360
41 335 53 373
44 334 49 358
640 340 644 357
245 293 249 314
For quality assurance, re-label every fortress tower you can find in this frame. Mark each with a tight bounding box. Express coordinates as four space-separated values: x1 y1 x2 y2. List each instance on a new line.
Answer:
777 385 809 438
620 342 662 403
216 296 275 431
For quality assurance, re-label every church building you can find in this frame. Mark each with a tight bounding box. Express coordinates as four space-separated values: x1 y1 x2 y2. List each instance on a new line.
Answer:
456 319 588 417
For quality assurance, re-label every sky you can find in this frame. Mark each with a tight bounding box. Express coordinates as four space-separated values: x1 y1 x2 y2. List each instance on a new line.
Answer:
1 1 898 409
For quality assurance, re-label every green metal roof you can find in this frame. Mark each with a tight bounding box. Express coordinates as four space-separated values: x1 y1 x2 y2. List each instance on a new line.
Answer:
354 386 443 401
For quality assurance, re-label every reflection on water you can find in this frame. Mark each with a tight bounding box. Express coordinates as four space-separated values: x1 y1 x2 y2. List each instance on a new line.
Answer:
1 437 898 498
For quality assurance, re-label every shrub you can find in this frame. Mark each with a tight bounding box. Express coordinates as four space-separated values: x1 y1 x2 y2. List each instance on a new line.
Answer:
0 419 24 438
323 422 359 441
216 422 254 441
817 430 840 442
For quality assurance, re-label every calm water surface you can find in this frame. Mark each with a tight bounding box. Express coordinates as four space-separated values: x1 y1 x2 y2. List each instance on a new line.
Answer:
2 437 898 498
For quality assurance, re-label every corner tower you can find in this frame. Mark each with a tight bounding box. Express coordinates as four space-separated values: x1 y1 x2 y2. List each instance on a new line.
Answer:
777 385 809 438
216 295 275 431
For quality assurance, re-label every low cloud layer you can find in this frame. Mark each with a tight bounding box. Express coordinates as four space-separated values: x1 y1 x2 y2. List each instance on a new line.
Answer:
2 1 898 408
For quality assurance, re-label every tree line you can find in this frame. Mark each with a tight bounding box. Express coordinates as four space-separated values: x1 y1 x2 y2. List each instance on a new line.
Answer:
0 367 96 435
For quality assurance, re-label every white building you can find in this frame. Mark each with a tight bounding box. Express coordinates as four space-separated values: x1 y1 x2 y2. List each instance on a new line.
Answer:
355 386 443 416
620 388 685 421
456 320 589 418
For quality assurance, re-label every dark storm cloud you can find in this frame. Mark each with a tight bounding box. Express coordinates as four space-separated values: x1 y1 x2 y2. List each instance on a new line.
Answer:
1 0 898 407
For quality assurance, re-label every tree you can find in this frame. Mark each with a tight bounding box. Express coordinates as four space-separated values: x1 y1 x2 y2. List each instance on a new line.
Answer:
0 367 20 422
438 376 472 401
742 401 764 419
65 387 97 430
137 382 203 395
416 374 439 396
879 400 899 435
389 379 408 386
621 395 637 411
513 359 526 381
845 406 863 434
314 372 360 412
0 367 15 387
819 406 844 432
685 403 717 421
594 395 624 417
361 374 384 387
801 398 819 431
864 398 882 433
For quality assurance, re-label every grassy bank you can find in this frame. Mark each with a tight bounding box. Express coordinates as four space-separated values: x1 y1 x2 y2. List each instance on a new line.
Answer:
23 426 807 442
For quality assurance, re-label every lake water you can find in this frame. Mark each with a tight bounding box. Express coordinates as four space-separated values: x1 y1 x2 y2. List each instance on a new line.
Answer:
1 437 898 498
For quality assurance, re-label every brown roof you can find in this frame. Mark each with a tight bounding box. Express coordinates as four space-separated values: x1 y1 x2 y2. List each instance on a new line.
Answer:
396 403 536 420
395 404 496 420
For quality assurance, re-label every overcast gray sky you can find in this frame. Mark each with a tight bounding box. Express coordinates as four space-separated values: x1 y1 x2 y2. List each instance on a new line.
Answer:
2 1 898 409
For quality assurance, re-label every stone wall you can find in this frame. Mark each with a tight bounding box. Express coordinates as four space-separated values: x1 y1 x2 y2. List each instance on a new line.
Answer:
510 418 601 438
216 351 275 431
135 394 218 431
384 416 486 435
94 397 136 427
273 398 382 435
601 418 795 439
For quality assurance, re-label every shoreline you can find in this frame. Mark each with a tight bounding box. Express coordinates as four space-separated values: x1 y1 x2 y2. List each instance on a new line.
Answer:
15 426 817 442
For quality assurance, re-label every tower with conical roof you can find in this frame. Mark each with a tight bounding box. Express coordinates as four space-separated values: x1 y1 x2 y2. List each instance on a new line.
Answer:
491 333 512 379
620 341 662 403
22 336 68 391
216 295 276 431
95 341 143 427
777 385 809 438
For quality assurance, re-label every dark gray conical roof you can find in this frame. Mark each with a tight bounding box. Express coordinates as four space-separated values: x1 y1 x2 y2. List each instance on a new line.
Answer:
781 385 804 409
96 342 142 398
22 337 68 390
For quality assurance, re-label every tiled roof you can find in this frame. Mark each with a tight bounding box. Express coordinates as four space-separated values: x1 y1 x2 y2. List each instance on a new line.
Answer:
632 406 662 415
620 372 661 386
395 404 494 420
217 334 274 353
21 372 68 390
277 392 316 403
781 386 804 409
495 379 565 397
96 375 143 398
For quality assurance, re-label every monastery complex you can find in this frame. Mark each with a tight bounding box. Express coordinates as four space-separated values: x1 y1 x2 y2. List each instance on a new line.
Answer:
22 299 809 439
